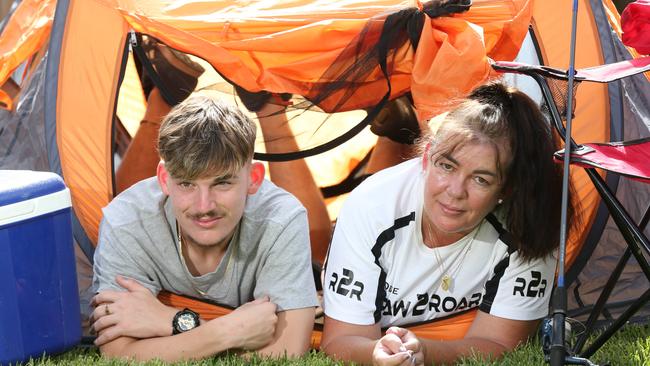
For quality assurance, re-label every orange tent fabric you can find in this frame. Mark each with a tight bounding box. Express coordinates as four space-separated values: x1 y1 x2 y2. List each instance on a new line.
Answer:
529 0 609 266
1 0 532 119
0 0 56 109
412 0 532 119
117 0 532 121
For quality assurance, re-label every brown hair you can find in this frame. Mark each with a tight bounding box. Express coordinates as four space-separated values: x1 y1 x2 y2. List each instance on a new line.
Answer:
419 81 579 260
158 94 256 180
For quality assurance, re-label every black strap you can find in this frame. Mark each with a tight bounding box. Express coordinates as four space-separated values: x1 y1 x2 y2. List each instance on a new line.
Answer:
129 32 182 107
253 97 387 161
320 149 374 198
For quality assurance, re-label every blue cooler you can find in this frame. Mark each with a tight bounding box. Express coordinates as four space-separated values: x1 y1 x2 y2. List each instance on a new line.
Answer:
0 170 81 365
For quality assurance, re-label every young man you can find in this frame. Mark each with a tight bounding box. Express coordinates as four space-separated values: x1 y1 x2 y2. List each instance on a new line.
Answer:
90 94 318 362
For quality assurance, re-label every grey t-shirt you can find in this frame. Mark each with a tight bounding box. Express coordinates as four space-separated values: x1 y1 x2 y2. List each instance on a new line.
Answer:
92 177 318 311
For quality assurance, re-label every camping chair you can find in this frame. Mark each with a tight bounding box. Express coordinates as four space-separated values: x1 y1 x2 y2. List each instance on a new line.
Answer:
491 56 650 359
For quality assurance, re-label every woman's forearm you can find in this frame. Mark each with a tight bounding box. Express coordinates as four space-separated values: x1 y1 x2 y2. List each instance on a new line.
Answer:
321 335 378 366
421 337 510 364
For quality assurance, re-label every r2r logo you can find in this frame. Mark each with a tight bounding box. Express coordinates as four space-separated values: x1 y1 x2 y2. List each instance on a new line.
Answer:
329 268 364 301
513 270 547 298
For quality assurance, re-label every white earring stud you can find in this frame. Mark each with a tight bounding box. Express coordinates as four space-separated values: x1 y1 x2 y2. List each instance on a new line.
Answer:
497 198 503 204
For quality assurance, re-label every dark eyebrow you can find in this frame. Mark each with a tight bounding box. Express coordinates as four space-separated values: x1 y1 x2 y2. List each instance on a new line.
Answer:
212 174 235 182
473 169 497 177
441 153 497 177
441 153 458 165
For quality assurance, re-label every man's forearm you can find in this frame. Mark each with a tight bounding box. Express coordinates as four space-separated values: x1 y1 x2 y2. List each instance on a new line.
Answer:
254 308 315 358
100 316 234 362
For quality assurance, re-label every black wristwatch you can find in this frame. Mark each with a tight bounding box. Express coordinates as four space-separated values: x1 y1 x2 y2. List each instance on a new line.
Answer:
172 308 200 335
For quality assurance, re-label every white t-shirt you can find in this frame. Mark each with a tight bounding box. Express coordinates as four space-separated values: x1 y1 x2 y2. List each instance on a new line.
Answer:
323 158 556 328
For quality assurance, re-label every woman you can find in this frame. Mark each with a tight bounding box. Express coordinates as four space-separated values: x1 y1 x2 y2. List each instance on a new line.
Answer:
320 81 578 365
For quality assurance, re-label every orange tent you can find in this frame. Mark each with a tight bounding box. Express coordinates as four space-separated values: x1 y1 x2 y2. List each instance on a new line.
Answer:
0 0 535 249
1 0 649 345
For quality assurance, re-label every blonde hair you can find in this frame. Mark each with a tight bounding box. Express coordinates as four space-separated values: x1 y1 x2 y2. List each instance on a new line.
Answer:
158 95 256 180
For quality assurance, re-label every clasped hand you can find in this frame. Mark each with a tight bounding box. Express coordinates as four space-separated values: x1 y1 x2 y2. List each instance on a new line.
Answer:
227 296 278 350
373 327 425 366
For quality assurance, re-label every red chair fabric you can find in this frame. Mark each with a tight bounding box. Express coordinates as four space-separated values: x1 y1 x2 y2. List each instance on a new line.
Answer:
555 138 650 183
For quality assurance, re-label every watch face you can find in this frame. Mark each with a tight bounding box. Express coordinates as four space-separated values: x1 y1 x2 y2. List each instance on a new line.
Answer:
177 313 198 331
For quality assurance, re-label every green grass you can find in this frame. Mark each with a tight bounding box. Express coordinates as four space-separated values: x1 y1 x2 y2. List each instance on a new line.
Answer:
17 323 650 365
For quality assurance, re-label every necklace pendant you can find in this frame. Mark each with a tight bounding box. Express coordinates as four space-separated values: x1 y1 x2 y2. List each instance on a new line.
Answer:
441 275 452 292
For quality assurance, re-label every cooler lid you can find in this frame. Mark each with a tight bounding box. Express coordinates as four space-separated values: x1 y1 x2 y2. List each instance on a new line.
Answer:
0 170 67 206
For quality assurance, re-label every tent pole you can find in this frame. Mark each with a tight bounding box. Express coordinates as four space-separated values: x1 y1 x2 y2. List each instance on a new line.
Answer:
549 0 579 365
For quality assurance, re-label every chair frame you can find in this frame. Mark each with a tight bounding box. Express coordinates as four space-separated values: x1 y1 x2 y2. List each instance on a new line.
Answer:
492 60 650 358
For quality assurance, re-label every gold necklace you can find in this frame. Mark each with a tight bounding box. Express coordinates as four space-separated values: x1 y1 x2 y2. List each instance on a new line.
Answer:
432 245 452 292
425 219 480 292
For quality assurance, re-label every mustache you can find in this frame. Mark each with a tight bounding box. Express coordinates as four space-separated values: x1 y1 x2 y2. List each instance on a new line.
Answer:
187 210 225 220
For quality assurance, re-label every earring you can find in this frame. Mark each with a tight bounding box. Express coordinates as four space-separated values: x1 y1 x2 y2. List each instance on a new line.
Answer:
497 198 503 204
